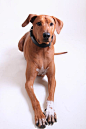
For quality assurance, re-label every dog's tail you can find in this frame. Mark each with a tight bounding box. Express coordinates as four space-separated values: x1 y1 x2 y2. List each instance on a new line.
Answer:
54 52 68 55
18 32 28 52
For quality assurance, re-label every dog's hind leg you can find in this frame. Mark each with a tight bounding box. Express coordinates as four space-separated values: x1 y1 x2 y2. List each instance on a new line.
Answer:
18 32 28 52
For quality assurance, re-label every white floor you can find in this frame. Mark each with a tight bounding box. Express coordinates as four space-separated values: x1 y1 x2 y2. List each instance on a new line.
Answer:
0 0 86 129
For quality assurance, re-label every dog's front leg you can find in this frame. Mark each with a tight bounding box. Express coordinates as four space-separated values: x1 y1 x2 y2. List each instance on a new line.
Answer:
45 61 57 125
25 63 46 128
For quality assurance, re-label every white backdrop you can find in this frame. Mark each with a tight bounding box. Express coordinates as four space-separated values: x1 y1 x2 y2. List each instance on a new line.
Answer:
0 0 86 129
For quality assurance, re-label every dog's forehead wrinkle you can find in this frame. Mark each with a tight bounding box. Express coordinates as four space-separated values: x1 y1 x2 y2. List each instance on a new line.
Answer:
36 16 45 21
45 16 54 23
36 15 54 24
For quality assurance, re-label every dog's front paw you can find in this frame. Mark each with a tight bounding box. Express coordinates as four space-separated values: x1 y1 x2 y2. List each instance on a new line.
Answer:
35 110 47 128
44 101 57 125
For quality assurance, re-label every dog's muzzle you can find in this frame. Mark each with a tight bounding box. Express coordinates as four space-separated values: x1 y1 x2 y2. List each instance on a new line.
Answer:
30 26 53 48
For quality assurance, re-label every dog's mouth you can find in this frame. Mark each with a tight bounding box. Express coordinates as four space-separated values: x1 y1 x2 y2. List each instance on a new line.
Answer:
35 37 50 44
43 37 52 43
42 36 53 44
37 36 53 45
37 38 50 44
43 39 49 43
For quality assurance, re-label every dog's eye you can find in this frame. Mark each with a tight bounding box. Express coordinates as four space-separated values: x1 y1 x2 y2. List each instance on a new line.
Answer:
36 22 42 26
50 23 54 26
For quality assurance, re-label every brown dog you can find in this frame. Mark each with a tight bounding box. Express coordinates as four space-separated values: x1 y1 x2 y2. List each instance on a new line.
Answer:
18 14 66 128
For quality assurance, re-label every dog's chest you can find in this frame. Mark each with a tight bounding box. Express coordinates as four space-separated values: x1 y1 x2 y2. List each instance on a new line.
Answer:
36 66 49 76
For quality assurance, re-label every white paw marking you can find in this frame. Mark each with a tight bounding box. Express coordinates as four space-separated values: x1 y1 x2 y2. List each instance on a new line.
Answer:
36 65 49 76
31 86 33 89
39 119 42 126
36 118 46 126
45 101 55 118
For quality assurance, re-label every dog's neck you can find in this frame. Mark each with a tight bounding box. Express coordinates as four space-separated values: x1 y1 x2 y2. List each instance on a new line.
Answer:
30 26 53 48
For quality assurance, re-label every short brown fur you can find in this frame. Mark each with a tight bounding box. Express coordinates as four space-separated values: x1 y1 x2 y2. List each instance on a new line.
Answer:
18 14 66 128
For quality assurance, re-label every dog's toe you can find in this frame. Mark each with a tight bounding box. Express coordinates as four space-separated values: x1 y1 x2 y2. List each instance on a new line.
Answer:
36 122 39 126
39 125 46 128
44 108 57 125
47 115 51 124
47 115 53 125
54 113 57 122
51 116 54 125
35 116 47 128
45 121 47 125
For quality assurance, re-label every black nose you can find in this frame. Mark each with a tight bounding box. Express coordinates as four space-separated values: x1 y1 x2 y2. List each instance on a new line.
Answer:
43 32 50 39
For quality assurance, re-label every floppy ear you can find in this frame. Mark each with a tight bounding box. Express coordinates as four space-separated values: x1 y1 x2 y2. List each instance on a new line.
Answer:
52 16 63 34
22 14 37 27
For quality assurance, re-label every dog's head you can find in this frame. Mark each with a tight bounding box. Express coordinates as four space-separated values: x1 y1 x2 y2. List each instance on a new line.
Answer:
22 14 63 44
